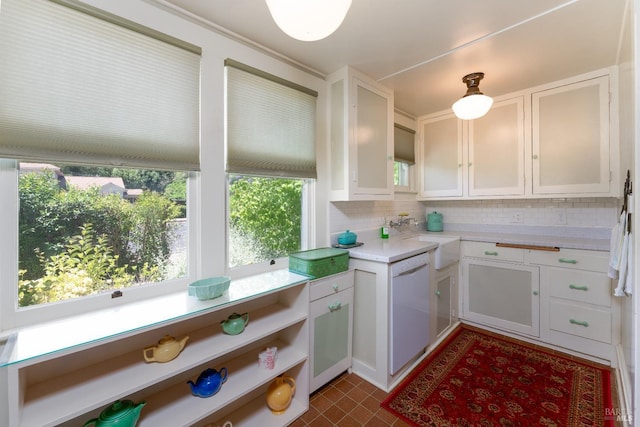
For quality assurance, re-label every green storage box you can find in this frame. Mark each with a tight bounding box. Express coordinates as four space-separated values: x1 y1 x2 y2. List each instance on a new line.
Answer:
288 248 349 278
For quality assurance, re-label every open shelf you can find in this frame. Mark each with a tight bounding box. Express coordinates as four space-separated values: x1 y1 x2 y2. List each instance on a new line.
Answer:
8 275 309 427
138 339 306 426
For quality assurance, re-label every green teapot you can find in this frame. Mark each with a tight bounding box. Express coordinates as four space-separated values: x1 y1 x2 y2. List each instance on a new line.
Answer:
84 399 145 427
221 312 249 335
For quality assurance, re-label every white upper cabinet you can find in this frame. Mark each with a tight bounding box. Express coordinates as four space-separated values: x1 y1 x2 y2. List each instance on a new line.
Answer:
328 66 394 201
532 75 611 195
417 95 525 199
417 68 617 200
468 96 525 196
419 112 463 198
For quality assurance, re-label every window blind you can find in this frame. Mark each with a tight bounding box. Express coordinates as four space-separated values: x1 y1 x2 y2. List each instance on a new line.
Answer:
394 123 416 164
0 0 201 171
225 59 317 179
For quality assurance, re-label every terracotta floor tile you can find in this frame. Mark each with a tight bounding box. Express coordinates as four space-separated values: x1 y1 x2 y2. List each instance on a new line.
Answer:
323 405 348 424
333 394 357 413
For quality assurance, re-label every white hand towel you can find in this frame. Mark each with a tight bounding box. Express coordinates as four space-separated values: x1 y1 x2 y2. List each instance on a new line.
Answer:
614 230 629 296
608 212 626 279
624 232 633 295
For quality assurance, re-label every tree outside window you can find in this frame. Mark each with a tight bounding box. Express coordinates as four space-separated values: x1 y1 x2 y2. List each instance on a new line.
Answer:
17 163 188 307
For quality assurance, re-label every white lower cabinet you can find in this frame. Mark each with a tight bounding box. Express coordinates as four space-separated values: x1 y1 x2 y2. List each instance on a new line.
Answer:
4 279 309 427
349 255 433 392
530 248 620 362
309 270 354 393
433 263 458 339
462 253 540 337
461 241 620 364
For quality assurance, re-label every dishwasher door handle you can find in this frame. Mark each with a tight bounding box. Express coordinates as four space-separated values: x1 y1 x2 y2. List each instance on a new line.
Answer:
394 264 427 278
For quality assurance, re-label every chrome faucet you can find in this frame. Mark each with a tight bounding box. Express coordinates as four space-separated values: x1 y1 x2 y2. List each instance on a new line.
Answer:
388 215 417 228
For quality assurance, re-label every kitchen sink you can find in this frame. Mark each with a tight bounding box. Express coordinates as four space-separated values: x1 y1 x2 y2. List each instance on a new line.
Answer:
404 234 460 270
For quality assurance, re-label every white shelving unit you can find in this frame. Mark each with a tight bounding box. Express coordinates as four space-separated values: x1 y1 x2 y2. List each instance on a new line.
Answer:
2 271 309 427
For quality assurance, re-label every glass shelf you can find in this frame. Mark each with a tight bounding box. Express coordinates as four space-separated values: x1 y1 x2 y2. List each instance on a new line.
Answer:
0 269 308 367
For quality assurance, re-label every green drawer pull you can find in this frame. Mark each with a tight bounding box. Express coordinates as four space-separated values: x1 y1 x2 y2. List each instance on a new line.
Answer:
435 290 441 296
570 319 589 327
328 301 342 312
558 258 577 264
569 284 588 291
484 251 498 256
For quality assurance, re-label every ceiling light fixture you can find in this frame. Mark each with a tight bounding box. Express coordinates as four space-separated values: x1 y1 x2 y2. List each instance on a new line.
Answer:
265 0 352 42
452 72 493 120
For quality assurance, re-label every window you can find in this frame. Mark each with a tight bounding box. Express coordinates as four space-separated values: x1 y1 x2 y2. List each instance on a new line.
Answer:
394 124 416 192
228 175 310 268
0 0 201 329
17 163 188 308
225 60 317 271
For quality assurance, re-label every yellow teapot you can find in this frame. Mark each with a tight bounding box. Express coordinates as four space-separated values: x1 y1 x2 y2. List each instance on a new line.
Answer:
266 375 296 415
143 334 189 363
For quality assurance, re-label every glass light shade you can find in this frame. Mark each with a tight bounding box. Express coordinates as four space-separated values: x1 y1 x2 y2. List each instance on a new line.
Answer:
265 0 352 41
452 94 494 120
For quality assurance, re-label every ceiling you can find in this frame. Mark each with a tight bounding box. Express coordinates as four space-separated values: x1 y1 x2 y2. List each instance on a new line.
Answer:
158 0 627 118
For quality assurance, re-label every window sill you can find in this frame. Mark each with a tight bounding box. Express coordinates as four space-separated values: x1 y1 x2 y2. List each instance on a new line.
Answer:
0 269 308 367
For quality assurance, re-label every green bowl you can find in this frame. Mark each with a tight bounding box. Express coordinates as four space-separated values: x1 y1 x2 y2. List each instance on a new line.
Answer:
188 276 231 300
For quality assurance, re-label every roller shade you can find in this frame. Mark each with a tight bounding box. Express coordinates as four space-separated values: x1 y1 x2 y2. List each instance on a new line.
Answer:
0 0 201 171
394 123 416 164
225 59 317 178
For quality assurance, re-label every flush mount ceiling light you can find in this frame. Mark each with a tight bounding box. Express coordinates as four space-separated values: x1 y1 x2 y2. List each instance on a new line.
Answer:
452 72 494 120
265 0 352 41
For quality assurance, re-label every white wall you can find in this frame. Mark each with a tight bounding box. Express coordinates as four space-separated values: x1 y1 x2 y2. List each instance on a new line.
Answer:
617 0 636 419
330 198 617 238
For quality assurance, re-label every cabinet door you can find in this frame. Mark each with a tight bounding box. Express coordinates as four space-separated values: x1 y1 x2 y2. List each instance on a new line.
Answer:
462 258 540 336
353 78 394 197
532 76 610 195
419 112 463 197
309 287 353 392
435 272 454 338
468 96 525 196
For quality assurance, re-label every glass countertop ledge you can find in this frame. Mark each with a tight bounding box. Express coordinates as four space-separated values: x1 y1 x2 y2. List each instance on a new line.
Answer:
0 269 308 367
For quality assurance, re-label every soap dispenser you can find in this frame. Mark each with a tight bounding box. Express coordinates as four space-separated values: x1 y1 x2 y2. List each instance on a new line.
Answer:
381 217 389 239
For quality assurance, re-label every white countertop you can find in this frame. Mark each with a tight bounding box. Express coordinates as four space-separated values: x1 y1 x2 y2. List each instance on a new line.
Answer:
448 230 610 252
347 235 437 263
345 227 610 264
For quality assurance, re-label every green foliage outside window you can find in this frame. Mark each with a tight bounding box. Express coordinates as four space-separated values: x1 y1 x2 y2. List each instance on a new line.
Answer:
18 170 182 307
228 175 303 267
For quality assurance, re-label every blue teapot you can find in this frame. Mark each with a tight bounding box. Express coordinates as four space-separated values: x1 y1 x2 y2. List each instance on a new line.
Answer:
187 367 228 398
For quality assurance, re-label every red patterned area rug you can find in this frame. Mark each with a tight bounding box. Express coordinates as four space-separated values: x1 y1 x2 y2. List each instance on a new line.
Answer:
381 325 615 426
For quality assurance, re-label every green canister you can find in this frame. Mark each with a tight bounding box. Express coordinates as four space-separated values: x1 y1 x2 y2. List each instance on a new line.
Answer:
426 211 443 231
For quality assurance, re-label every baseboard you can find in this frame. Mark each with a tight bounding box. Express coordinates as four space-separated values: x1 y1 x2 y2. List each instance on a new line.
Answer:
613 344 634 426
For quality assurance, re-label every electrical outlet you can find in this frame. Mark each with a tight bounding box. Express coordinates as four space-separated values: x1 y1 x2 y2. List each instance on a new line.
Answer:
555 211 567 225
510 212 523 223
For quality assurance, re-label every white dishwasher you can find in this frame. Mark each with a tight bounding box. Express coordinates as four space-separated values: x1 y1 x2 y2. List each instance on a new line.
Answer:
389 252 431 375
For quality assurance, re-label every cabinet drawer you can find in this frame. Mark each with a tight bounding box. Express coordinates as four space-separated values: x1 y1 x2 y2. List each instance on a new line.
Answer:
528 248 609 272
546 268 612 307
548 300 611 343
310 270 354 301
462 241 524 263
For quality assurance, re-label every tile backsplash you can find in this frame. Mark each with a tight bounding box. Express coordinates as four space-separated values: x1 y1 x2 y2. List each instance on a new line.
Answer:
330 198 619 240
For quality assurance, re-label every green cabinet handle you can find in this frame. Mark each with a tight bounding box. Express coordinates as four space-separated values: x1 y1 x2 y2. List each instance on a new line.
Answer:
533 291 539 296
570 319 589 327
328 301 342 312
332 284 339 292
569 284 588 291
558 258 577 264
435 290 441 296
484 251 498 256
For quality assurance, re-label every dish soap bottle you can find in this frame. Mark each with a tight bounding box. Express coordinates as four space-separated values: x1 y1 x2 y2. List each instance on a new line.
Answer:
381 217 389 239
